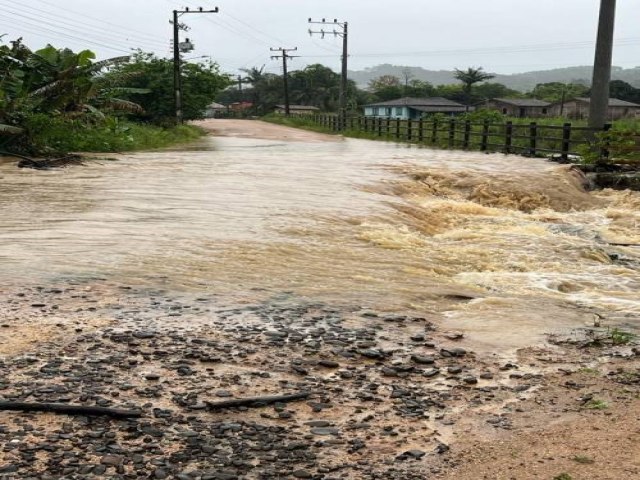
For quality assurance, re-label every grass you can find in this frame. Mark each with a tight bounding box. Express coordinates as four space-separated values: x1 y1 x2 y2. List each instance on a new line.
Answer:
609 327 636 345
584 399 609 410
553 474 573 480
6 114 206 156
573 454 595 464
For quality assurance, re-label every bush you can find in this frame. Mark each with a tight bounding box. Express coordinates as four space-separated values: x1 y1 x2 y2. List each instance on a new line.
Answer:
19 114 204 155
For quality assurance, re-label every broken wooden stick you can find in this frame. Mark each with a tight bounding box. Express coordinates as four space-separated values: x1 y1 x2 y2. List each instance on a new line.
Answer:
0 401 143 418
205 392 310 411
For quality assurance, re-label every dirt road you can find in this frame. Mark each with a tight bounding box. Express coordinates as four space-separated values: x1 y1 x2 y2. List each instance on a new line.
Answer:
194 118 339 142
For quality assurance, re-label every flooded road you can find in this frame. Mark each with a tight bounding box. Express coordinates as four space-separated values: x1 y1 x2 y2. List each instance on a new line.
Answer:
1 119 639 351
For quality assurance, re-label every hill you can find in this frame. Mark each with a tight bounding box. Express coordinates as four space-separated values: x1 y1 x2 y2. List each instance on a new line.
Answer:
348 64 640 92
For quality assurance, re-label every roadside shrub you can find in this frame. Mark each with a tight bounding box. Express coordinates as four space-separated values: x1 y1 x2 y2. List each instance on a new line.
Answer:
19 114 204 155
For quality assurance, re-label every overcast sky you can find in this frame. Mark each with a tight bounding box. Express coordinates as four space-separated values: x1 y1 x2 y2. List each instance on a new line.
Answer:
2 1 639 76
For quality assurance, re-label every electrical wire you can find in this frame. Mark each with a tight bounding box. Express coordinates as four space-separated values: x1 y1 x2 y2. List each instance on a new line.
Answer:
0 14 134 55
32 0 163 43
0 4 167 51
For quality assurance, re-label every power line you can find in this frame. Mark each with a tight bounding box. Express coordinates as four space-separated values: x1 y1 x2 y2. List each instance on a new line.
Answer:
0 14 133 55
223 10 288 45
32 0 162 43
0 4 167 51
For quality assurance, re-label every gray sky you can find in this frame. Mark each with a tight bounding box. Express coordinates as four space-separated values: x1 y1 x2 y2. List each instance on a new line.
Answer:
2 1 639 76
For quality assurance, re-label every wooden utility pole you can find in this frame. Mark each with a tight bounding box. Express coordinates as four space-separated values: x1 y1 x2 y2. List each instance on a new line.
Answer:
308 18 349 130
270 47 298 116
588 0 616 130
172 6 219 124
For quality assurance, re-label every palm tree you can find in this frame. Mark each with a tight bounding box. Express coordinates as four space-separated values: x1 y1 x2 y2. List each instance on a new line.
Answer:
454 67 495 107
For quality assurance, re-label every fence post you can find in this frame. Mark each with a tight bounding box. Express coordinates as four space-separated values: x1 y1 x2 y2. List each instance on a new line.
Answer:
463 120 471 149
504 121 513 154
561 122 572 161
377 117 382 137
407 118 413 141
418 118 424 142
529 122 537 156
448 118 455 147
431 118 438 144
600 123 612 160
395 118 401 139
480 120 489 151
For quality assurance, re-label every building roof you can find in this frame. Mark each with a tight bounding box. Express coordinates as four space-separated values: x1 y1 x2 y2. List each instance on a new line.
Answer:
572 97 640 107
275 105 320 111
364 97 465 108
412 105 467 113
207 102 227 109
490 98 551 107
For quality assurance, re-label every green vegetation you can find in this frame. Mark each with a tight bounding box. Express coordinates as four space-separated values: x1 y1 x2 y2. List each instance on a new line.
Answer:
584 399 609 410
23 115 204 155
1 39 229 156
104 51 231 126
217 64 364 116
454 67 495 106
577 367 600 376
609 327 636 345
572 455 595 464
553 474 573 480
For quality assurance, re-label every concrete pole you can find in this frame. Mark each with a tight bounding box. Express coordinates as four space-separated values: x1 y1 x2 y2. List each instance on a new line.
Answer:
339 22 348 130
173 10 183 125
588 0 616 130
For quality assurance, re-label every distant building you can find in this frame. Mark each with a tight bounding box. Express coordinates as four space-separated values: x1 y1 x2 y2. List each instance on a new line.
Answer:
549 97 640 120
363 97 467 120
229 101 254 113
204 102 228 118
483 98 551 118
274 105 320 116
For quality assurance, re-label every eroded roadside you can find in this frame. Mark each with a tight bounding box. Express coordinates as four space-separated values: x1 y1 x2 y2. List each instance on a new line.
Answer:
1 280 638 480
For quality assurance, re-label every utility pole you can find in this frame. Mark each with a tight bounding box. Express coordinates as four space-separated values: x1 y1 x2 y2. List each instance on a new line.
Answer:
171 6 219 125
270 47 298 116
588 0 616 131
308 18 348 130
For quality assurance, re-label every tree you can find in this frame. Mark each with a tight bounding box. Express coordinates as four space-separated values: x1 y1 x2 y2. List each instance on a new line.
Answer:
474 82 521 101
403 79 435 98
529 82 588 102
1 38 142 139
607 80 640 103
107 52 232 125
453 67 495 106
368 75 401 90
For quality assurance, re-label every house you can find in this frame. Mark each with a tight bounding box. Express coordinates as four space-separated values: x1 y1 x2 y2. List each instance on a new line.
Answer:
363 97 467 120
229 101 253 113
549 97 640 120
274 105 320 116
204 102 228 118
483 98 551 118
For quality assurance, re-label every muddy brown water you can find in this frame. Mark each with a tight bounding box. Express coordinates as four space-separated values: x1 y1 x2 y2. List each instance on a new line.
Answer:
1 120 639 352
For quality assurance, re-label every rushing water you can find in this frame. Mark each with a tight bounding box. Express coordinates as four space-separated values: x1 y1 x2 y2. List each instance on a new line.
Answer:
1 121 639 350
